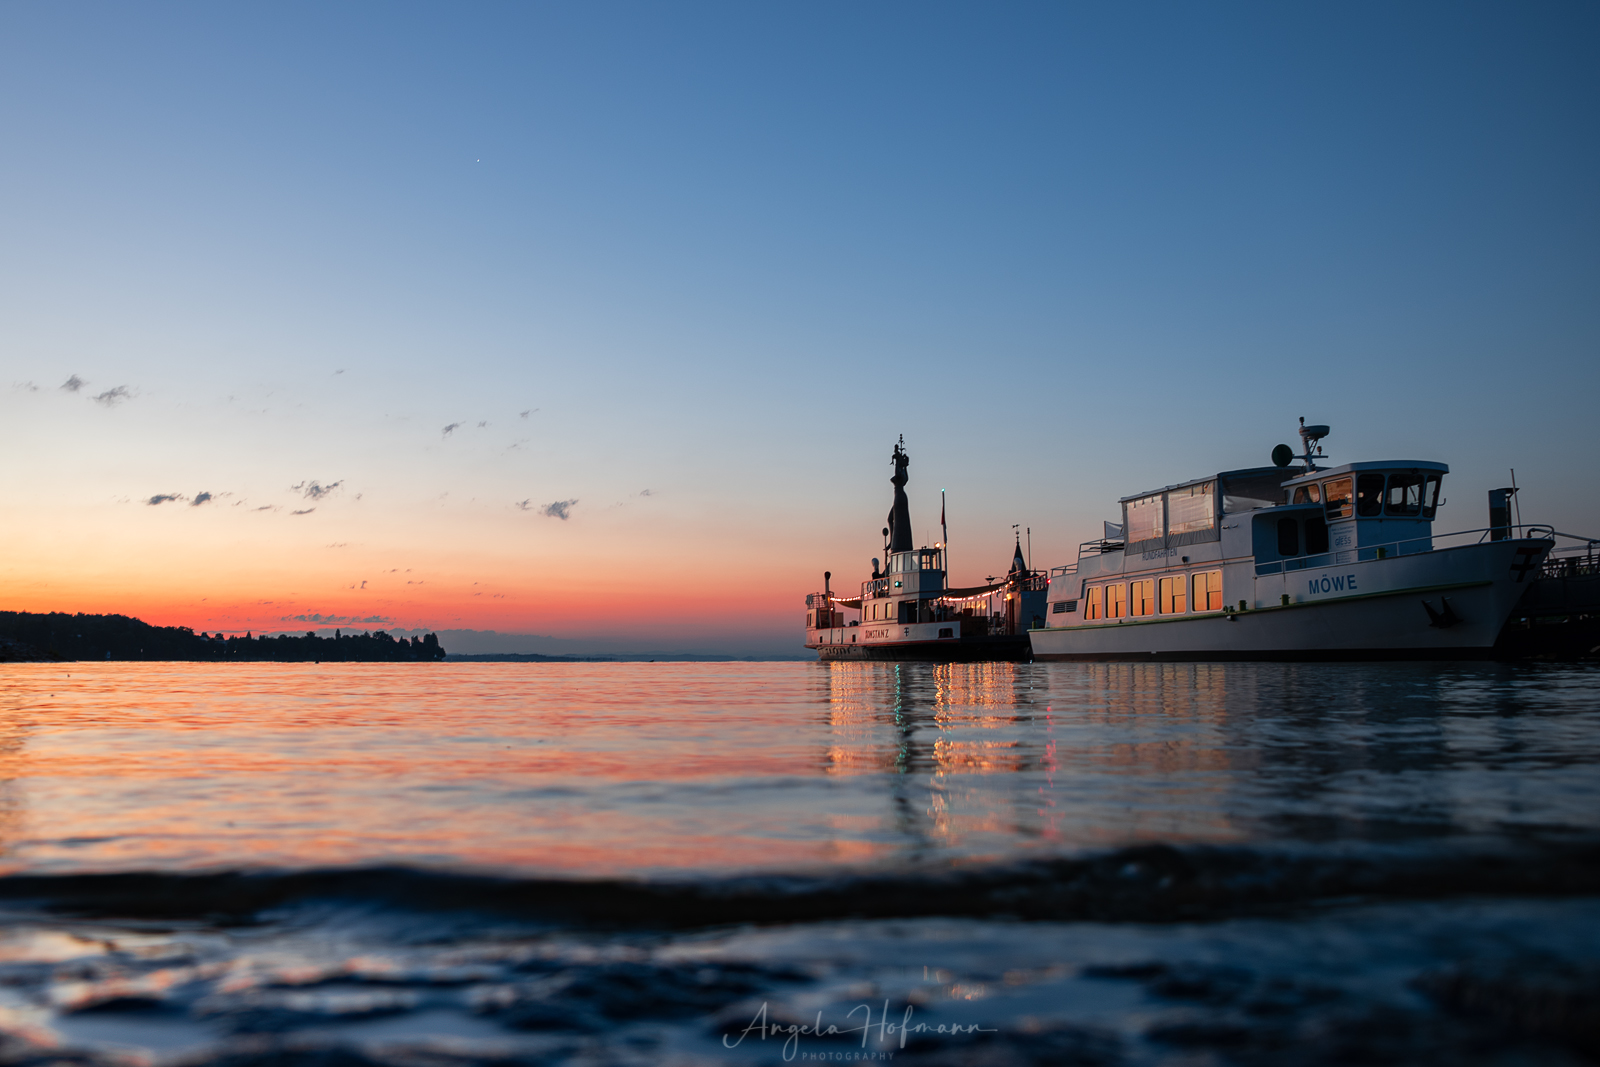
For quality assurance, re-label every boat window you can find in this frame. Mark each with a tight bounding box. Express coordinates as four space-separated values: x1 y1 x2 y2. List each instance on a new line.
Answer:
1126 494 1164 543
1193 570 1223 612
1277 517 1300 556
1084 587 1104 621
1222 473 1290 513
1130 580 1154 617
1293 483 1321 505
1305 516 1330 554
1168 482 1215 535
1159 575 1186 614
1385 472 1424 517
1323 478 1353 520
1356 473 1385 517
1106 583 1126 619
1422 474 1443 519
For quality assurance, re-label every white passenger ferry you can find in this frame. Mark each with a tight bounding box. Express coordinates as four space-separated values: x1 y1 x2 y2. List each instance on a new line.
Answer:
804 439 1047 661
1028 422 1555 660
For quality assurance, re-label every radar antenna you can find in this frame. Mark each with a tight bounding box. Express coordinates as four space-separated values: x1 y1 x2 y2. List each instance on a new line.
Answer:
1297 417 1331 471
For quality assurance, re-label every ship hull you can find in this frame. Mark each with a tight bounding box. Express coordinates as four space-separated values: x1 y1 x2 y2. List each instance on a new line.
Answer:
1029 538 1551 662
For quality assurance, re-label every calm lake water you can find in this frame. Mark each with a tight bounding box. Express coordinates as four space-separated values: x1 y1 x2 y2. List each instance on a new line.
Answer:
0 660 1596 1065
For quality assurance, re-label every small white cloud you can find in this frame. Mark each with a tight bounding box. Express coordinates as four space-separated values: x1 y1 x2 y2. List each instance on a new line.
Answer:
61 374 86 392
541 499 578 520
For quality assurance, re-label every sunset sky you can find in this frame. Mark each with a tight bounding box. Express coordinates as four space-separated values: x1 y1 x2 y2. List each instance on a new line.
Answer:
2 3 1597 655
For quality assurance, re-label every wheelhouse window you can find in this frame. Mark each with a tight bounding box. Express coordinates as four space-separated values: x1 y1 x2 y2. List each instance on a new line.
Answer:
1356 473 1385 517
1084 587 1104 621
1126 494 1164 543
1130 580 1154 617
1193 570 1223 612
1385 472 1425 517
1422 474 1443 519
1159 575 1186 614
1323 478 1353 520
1106 583 1126 619
1168 482 1215 536
1277 517 1300 556
1293 483 1321 505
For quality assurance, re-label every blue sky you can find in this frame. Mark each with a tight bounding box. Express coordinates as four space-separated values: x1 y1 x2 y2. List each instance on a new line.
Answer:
1 2 1596 653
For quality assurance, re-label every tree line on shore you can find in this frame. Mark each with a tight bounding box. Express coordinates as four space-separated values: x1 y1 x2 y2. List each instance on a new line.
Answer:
0 611 446 662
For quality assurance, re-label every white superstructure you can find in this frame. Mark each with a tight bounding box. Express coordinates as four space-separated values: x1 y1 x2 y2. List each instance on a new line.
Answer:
1029 424 1554 660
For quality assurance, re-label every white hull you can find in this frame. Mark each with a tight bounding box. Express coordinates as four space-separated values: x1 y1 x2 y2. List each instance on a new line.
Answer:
1029 538 1549 661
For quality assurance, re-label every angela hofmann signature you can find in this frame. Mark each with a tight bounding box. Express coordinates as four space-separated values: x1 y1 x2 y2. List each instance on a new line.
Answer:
723 1000 996 1060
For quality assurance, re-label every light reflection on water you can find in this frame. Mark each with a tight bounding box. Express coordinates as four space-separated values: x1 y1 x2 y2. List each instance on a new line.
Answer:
0 660 1594 875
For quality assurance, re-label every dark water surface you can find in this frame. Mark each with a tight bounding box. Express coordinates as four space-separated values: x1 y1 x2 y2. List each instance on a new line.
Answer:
0 661 1596 1065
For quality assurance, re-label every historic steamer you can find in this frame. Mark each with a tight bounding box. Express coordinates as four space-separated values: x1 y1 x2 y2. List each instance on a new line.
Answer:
804 439 1046 661
1028 422 1555 661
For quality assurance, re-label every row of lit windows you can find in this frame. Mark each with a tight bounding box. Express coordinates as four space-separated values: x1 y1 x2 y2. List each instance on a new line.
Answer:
1082 570 1223 620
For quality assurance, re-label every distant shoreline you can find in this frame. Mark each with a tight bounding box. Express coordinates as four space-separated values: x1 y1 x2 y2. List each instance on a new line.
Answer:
0 611 444 663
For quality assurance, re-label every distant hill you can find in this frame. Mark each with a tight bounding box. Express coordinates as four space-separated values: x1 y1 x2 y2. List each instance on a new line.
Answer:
0 612 446 662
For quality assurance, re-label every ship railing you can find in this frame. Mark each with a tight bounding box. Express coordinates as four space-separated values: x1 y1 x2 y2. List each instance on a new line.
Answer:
860 577 890 599
1078 538 1124 559
1539 554 1600 580
1253 525 1557 577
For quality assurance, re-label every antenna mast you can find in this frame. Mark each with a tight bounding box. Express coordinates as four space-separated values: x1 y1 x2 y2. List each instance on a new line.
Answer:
1297 417 1331 470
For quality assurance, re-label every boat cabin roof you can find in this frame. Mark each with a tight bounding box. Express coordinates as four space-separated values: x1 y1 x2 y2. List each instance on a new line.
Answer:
1280 460 1448 487
1118 466 1285 505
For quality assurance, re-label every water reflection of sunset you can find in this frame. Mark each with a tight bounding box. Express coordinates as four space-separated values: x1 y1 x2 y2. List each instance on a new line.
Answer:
1 660 1585 877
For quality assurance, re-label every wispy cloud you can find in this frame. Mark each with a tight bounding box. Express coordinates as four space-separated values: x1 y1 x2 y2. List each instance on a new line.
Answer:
638 488 654 496
191 491 214 506
283 613 393 625
61 375 86 393
476 420 488 428
15 381 38 392
92 385 132 407
291 508 315 516
146 493 184 506
442 422 461 437
291 480 343 501
541 499 578 520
